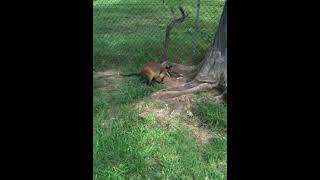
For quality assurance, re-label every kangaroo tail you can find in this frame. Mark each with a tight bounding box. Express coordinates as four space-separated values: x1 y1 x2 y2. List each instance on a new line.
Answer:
119 72 140 76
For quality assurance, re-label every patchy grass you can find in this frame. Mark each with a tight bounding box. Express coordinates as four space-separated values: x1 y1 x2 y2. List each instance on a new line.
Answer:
94 80 227 179
110 77 163 105
94 96 227 179
93 0 226 179
194 101 227 133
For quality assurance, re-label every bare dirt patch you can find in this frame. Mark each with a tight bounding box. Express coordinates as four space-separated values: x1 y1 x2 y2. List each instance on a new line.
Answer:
94 69 120 79
135 91 222 144
94 70 225 144
93 69 122 91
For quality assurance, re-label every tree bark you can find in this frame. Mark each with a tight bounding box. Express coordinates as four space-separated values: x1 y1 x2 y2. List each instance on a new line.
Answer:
195 2 227 89
154 1 227 103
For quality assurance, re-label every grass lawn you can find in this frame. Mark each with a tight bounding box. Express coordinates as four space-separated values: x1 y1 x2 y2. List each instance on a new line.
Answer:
94 0 226 179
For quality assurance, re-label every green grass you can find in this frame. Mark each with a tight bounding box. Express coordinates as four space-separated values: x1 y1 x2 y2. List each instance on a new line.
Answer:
94 0 226 179
93 0 224 71
93 89 227 179
194 101 227 133
110 77 163 105
93 81 227 179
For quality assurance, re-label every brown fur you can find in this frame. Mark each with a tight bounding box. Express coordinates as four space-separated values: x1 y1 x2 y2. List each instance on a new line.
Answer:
141 62 171 84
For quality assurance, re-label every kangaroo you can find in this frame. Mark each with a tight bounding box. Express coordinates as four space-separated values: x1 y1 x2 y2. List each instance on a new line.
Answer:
120 62 171 84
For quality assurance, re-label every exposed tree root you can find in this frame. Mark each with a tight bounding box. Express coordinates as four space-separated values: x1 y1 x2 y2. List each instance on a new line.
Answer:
93 64 226 103
152 62 224 100
152 82 217 99
162 62 198 80
213 91 227 103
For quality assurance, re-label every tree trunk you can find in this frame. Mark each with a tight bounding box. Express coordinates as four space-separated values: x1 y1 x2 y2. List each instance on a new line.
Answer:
154 1 227 103
195 2 227 89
